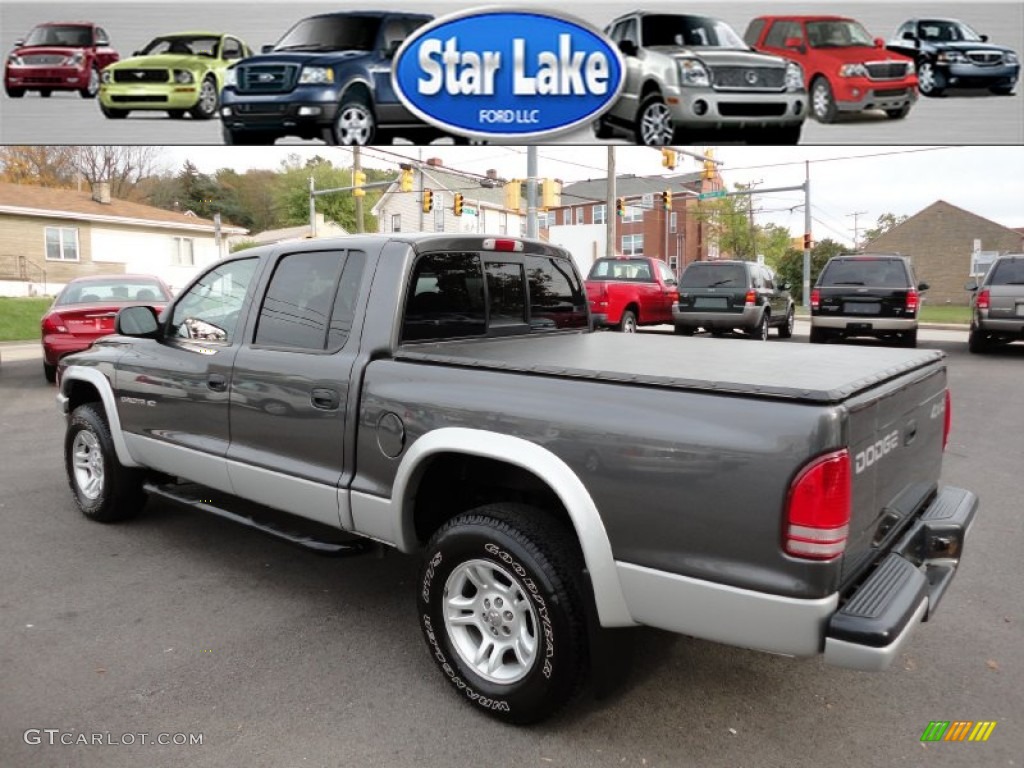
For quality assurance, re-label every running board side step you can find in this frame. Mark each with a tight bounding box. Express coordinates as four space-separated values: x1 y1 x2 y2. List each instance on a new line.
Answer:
143 481 376 557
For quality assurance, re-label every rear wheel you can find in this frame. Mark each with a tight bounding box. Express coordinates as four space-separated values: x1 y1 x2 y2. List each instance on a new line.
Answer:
168 109 187 119
618 310 637 333
79 66 100 98
749 124 802 144
674 325 695 336
810 77 838 123
64 404 146 523
901 329 918 348
417 503 588 724
885 103 911 120
968 328 989 354
43 362 56 383
917 61 946 97
40 89 52 98
809 326 828 344
749 312 769 341
778 307 795 339
990 85 1015 96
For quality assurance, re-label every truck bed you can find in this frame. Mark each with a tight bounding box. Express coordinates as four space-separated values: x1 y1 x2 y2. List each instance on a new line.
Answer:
396 332 944 405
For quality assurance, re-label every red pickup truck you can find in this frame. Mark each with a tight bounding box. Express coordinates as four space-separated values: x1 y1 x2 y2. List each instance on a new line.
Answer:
585 255 678 332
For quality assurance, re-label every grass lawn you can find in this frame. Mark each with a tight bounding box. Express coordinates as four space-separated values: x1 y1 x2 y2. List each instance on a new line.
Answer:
918 305 972 325
0 297 52 341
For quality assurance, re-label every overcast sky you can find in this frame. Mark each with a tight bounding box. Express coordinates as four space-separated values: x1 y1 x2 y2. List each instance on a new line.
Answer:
162 145 1024 247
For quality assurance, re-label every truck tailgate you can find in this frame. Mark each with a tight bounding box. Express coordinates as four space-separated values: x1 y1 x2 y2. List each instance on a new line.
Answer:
396 332 944 404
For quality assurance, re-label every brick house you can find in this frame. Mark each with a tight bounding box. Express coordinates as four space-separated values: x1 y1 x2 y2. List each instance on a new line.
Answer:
372 157 527 237
0 180 246 296
864 200 1024 305
539 170 724 274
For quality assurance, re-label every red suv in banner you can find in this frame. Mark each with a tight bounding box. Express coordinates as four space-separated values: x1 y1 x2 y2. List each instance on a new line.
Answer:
4 22 119 99
745 15 917 123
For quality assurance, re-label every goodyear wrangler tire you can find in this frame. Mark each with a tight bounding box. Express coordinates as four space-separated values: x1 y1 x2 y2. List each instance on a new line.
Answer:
418 503 588 724
64 404 146 523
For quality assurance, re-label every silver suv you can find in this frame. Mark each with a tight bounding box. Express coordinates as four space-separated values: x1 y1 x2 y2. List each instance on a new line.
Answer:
967 254 1024 353
596 12 807 145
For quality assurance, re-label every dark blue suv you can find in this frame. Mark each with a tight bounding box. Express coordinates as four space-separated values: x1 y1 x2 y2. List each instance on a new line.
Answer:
220 11 453 145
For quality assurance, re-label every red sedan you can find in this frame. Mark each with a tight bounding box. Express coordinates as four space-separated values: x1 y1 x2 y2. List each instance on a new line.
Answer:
41 275 171 382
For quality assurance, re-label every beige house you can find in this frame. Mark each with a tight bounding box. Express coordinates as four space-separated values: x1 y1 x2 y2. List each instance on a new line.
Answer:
0 181 247 296
864 200 1023 305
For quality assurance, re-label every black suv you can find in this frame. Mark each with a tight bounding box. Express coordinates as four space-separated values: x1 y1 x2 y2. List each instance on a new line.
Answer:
220 11 456 145
810 254 928 347
673 260 795 340
966 254 1024 353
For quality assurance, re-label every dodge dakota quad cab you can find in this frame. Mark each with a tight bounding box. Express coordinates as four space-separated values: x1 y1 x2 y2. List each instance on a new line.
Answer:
596 12 807 145
219 11 448 145
585 255 678 331
56 233 977 724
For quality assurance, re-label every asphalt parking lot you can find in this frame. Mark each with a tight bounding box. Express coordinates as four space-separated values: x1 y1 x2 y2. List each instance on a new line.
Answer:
1 326 1022 768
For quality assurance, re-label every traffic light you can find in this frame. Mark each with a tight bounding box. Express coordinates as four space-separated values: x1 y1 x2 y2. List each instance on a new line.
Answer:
422 188 433 213
453 192 464 217
503 180 521 211
616 197 625 217
541 178 558 209
353 170 366 197
702 148 716 181
399 166 414 192
803 232 813 250
662 189 672 211
661 148 677 170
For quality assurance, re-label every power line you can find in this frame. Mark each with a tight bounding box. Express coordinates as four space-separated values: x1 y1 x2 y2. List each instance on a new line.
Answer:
723 146 951 173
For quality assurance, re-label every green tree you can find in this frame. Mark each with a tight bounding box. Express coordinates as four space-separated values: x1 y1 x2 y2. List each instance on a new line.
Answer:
774 238 846 303
275 157 388 233
756 223 796 270
861 212 908 244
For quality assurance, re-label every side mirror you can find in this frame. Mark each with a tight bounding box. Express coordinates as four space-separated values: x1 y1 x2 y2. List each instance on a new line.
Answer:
901 31 916 41
980 34 989 42
964 281 978 291
14 38 24 47
261 44 275 54
917 282 930 291
96 37 110 47
132 50 142 56
874 37 885 48
116 306 160 337
618 40 638 57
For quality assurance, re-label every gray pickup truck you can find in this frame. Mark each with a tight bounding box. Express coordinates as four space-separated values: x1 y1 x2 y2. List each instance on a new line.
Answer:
56 234 977 724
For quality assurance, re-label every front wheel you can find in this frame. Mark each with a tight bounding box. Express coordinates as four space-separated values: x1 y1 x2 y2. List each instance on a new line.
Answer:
917 61 946 97
900 329 918 348
810 77 838 123
990 85 1015 96
593 116 614 139
748 124 802 145
674 325 695 336
618 310 637 333
222 126 275 145
5 86 25 98
100 104 128 119
968 328 989 354
190 76 219 119
778 307 795 338
64 404 146 522
885 103 911 120
43 362 56 383
418 504 588 724
79 66 100 98
40 89 52 98
635 92 675 146
326 93 376 145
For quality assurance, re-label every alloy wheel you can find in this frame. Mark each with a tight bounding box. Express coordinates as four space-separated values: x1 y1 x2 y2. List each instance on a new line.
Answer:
640 102 674 145
72 430 105 500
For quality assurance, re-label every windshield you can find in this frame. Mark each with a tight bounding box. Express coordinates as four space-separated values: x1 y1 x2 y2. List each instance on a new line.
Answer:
587 258 655 282
917 20 983 43
57 278 170 306
274 16 381 52
141 36 221 57
818 259 908 288
24 25 93 47
679 263 747 288
806 20 875 49
641 15 747 49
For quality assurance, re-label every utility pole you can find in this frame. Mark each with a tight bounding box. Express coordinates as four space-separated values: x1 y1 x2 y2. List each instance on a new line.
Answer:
746 179 763 260
353 146 364 234
847 210 867 251
526 146 538 238
418 147 424 231
803 161 812 309
606 146 616 258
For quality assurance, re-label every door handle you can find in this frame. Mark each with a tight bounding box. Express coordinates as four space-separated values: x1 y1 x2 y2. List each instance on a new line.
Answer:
311 387 340 410
207 374 228 392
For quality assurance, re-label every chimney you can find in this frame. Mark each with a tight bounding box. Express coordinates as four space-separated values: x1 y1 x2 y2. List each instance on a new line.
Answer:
91 181 111 205
486 169 498 179
426 157 443 167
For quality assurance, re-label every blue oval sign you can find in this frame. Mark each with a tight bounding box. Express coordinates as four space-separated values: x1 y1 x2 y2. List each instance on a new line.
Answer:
392 9 624 139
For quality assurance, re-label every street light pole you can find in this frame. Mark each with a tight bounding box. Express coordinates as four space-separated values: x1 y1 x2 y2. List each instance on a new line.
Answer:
527 146 538 238
606 147 616 258
803 161 812 309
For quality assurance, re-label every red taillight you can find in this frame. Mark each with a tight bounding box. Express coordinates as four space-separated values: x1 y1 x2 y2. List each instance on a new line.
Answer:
784 449 851 561
976 289 990 310
943 390 951 452
42 313 68 334
483 238 524 252
810 288 821 310
744 290 756 305
905 289 919 313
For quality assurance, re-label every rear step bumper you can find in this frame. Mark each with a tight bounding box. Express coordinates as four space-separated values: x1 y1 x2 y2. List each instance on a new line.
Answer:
824 486 978 671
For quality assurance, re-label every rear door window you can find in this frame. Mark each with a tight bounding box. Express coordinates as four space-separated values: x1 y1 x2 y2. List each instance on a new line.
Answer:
403 253 487 341
526 254 588 330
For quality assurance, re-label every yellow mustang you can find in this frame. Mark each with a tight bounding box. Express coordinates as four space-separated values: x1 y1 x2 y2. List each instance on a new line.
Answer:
99 32 250 119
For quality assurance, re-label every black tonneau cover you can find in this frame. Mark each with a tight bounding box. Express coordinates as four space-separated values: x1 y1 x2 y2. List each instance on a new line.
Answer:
396 332 944 404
